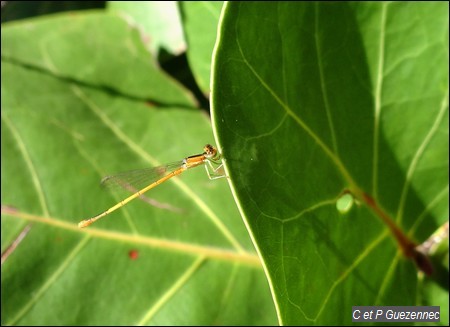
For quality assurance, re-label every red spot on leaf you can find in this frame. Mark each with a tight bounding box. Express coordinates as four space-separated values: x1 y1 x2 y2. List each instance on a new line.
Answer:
128 249 139 260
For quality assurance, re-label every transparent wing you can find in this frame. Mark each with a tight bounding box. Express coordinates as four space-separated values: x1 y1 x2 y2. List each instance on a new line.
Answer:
100 160 184 194
97 160 187 213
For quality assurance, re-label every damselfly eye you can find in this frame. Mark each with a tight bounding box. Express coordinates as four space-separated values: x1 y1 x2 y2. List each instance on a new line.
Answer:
203 144 216 157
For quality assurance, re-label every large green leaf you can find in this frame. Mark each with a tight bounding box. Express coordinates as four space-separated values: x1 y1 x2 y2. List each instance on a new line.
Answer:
182 1 223 94
212 2 448 325
1 11 277 325
1 11 193 106
108 1 186 56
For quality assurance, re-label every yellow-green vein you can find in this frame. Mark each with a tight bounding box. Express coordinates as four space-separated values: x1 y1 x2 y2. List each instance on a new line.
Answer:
314 2 338 155
136 256 206 325
5 235 91 326
2 112 50 217
235 34 358 193
313 229 390 321
374 250 401 305
213 263 239 324
2 208 261 267
408 185 449 236
372 2 388 199
396 91 448 224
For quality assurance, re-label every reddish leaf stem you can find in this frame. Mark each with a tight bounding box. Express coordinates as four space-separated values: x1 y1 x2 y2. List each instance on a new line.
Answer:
361 192 433 275
1 223 32 265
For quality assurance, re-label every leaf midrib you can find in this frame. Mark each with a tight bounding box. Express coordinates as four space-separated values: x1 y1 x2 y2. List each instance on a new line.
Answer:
1 208 261 267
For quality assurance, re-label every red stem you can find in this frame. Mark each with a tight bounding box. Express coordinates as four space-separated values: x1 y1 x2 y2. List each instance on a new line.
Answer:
361 192 433 275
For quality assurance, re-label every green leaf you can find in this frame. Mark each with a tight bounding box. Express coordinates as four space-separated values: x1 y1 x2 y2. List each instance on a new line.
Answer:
182 1 223 94
212 2 448 325
108 1 186 56
2 11 193 106
1 11 277 325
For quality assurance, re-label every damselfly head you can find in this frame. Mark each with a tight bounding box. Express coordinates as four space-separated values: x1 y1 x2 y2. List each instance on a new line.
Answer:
203 144 219 159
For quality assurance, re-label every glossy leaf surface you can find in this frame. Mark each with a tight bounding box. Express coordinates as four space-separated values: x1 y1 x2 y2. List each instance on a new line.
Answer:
212 2 448 325
1 10 277 326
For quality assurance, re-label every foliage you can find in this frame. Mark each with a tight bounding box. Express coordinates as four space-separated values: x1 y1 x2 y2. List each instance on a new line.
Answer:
2 1 448 326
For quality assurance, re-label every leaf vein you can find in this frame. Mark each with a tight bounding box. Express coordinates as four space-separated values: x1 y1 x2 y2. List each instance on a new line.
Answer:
6 236 91 325
314 230 389 320
396 90 449 224
314 2 338 155
136 256 206 325
2 208 260 266
1 112 50 216
372 2 388 198
235 33 357 191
